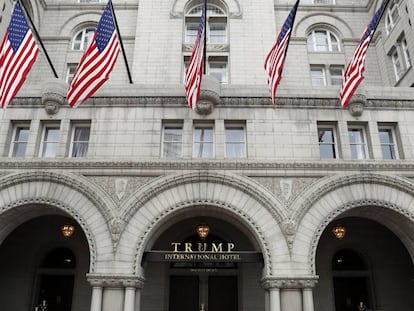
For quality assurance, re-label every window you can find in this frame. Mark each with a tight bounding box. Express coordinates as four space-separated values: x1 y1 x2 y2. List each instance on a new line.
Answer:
72 28 95 51
66 64 78 84
391 49 403 81
301 0 335 4
225 123 246 158
185 22 199 44
402 38 411 68
378 125 398 160
162 123 183 158
40 124 60 158
70 124 90 158
318 124 338 159
348 127 367 159
311 67 326 86
9 124 30 157
209 21 227 44
307 29 340 52
208 57 228 83
193 123 214 158
329 66 343 85
386 1 400 34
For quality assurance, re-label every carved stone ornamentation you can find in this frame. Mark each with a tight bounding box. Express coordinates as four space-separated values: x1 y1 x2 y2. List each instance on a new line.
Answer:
87 274 145 288
195 75 221 115
261 276 319 289
348 93 367 117
41 79 67 115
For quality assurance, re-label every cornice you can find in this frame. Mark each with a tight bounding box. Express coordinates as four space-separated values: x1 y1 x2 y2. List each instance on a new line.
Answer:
9 96 414 109
2 159 414 172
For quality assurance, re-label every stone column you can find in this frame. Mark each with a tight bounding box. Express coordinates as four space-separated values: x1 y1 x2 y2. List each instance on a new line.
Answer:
123 277 145 311
261 279 281 311
90 286 103 311
262 277 318 311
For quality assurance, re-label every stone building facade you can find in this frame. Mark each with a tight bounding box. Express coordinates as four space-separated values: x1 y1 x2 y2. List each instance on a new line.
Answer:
0 0 414 311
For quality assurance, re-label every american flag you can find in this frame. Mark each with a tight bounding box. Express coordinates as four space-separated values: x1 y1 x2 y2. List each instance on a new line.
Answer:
0 1 39 109
340 0 388 109
67 1 120 107
185 5 206 110
264 0 299 106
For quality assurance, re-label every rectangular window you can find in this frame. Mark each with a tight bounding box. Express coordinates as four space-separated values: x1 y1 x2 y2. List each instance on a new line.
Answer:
348 127 367 159
318 124 337 159
225 122 246 158
70 124 90 158
40 124 60 158
185 23 198 44
402 38 411 68
329 66 343 86
208 57 228 83
392 49 403 80
193 123 214 158
162 122 183 158
66 64 78 84
311 67 326 86
209 22 227 44
9 124 30 157
378 125 398 160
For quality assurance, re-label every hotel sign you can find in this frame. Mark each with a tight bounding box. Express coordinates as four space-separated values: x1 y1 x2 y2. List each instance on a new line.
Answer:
144 242 262 263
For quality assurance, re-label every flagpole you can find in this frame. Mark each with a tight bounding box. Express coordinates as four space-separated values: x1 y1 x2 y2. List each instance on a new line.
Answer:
109 0 133 84
18 0 58 79
203 0 207 74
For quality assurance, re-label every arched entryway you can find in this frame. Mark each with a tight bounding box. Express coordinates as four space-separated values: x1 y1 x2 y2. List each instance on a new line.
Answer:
314 214 414 311
140 212 265 311
0 213 91 311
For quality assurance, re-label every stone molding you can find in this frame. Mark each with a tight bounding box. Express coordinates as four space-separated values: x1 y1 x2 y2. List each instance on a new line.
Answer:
261 276 319 289
9 96 414 109
132 199 273 276
308 199 414 274
87 274 145 289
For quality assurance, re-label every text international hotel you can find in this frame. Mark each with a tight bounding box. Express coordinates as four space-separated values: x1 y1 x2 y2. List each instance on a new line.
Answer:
0 0 414 311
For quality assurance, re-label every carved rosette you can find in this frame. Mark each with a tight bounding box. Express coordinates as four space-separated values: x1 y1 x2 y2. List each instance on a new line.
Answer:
87 274 145 289
281 218 297 251
195 75 221 115
261 276 319 289
348 93 367 117
110 217 126 251
41 79 67 115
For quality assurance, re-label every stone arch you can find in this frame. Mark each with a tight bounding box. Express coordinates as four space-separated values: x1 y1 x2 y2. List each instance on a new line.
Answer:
171 0 241 18
294 13 354 38
58 12 102 37
0 171 117 272
291 173 414 274
116 171 289 277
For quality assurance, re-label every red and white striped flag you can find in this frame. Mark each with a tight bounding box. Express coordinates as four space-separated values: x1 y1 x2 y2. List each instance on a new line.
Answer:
264 0 299 106
340 0 389 109
0 1 39 109
185 5 206 110
67 1 120 107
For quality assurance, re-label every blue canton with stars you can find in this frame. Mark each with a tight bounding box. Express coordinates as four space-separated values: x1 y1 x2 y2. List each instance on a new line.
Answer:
95 3 116 53
8 2 30 53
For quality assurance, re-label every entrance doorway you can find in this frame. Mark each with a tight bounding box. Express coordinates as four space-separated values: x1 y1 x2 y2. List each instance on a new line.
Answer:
169 275 238 311
333 277 370 311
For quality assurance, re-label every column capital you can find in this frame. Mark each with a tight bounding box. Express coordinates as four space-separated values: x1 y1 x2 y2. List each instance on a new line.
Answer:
261 276 318 290
87 274 145 289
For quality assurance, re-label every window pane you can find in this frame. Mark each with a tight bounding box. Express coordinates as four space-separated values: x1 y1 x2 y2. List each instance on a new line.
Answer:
379 129 396 159
209 23 226 43
12 127 29 157
209 62 227 83
42 128 59 158
194 127 214 158
330 67 343 85
349 129 366 159
311 68 325 86
225 127 245 158
314 31 329 51
72 127 90 158
186 23 198 43
163 127 183 158
318 128 336 159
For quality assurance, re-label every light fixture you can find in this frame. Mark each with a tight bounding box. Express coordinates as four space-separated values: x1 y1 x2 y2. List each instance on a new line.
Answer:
332 224 346 240
196 223 210 240
61 224 75 238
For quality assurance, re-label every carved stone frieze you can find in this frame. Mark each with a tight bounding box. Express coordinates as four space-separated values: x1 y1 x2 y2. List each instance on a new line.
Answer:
252 177 321 206
261 276 318 289
87 176 156 206
87 274 145 288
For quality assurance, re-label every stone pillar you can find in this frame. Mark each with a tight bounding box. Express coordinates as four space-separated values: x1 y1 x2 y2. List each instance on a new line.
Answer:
261 276 318 311
90 286 103 311
87 274 145 311
302 288 314 311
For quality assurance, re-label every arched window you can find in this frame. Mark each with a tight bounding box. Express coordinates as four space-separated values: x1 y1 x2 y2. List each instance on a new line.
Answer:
307 29 340 52
72 27 95 51
185 4 227 44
